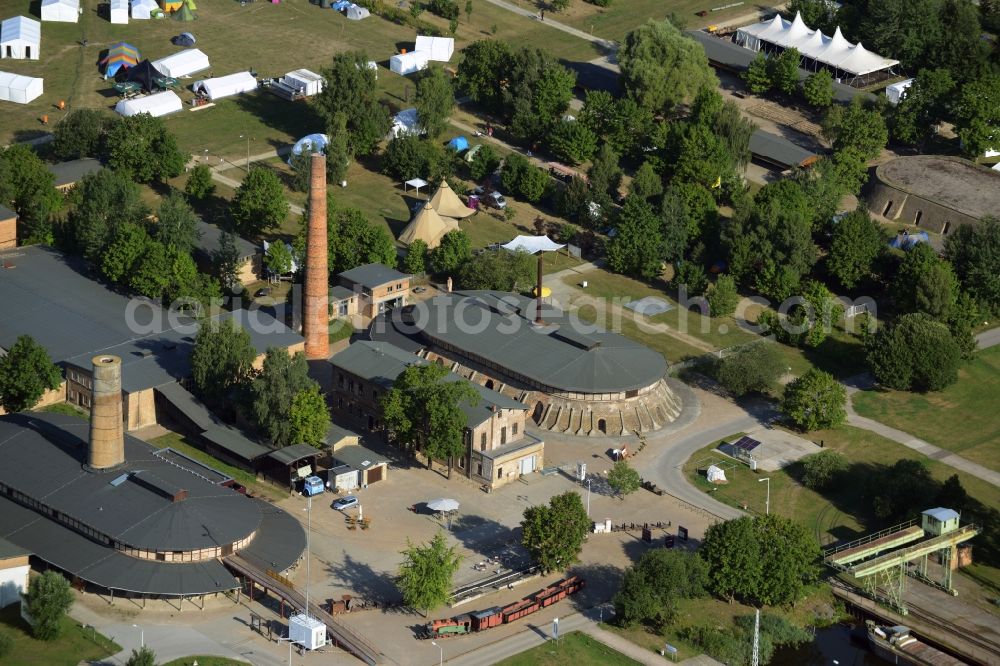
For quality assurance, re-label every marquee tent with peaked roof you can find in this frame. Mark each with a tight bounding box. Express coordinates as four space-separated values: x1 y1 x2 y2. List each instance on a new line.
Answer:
735 11 898 84
398 202 458 249
0 71 42 103
40 0 79 23
428 180 474 220
101 42 140 77
0 16 41 60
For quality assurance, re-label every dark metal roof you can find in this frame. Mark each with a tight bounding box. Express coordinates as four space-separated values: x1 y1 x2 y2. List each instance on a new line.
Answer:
0 205 15 221
330 341 526 428
0 536 29 559
478 432 543 462
332 444 387 472
229 499 305 573
326 423 360 445
201 425 271 461
748 130 817 169
195 220 257 261
152 447 231 485
369 292 668 393
47 158 102 188
0 413 260 553
338 263 410 290
330 285 356 302
267 444 320 465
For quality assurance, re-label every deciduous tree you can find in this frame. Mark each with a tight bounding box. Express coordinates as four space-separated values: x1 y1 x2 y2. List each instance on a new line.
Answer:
458 248 535 291
802 68 833 108
125 647 156 666
315 51 392 155
468 144 500 181
768 47 800 96
587 144 623 209
231 168 289 237
954 73 1000 158
630 161 663 202
455 40 512 114
185 163 216 200
521 491 590 573
945 216 1000 313
827 209 884 289
0 335 61 413
191 320 257 400
250 350 319 447
606 196 663 280
402 238 428 274
289 384 331 448
105 113 186 183
213 230 242 291
154 189 201 254
52 109 112 160
101 222 151 284
607 460 642 499
265 240 294 276
547 120 598 165
890 69 955 147
416 65 455 138
67 169 148 260
822 98 887 160
782 368 847 431
396 531 462 613
867 313 961 391
707 274 739 317
716 343 784 397
0 144 62 243
22 571 73 641
326 112 352 185
430 230 472 274
800 450 848 490
614 550 708 630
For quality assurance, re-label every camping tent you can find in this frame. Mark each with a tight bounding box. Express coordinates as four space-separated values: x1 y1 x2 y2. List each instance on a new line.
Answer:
888 231 929 250
115 90 183 117
885 78 913 106
173 2 196 21
331 0 351 9
101 42 141 77
193 71 257 100
132 0 160 19
172 32 196 46
447 136 469 152
159 0 183 11
415 35 454 62
428 180 474 220
706 465 727 484
288 134 329 163
0 71 43 103
398 202 459 249
40 0 79 23
389 51 429 76
500 235 565 254
152 48 209 78
346 4 370 19
116 59 165 91
109 0 129 23
391 108 424 138
0 17 41 60
281 69 323 96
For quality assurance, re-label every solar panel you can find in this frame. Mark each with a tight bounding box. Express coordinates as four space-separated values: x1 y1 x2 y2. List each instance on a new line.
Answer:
732 436 761 452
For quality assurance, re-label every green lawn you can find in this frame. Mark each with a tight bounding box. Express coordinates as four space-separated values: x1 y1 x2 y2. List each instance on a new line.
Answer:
150 432 287 501
495 631 640 666
39 403 89 419
852 347 1000 473
0 605 120 666
161 658 248 666
329 318 355 343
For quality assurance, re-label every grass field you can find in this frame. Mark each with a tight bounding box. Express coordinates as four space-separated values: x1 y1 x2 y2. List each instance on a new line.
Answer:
494 631 640 666
852 347 1000 473
39 402 89 419
0 604 120 666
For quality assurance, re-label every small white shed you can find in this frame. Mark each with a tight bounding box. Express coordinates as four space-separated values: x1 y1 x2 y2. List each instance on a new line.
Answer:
415 35 454 62
281 68 324 96
389 51 429 76
885 78 914 106
193 71 257 100
109 0 129 24
115 90 183 117
0 17 41 60
131 0 159 19
0 71 43 103
40 0 79 23
152 48 210 78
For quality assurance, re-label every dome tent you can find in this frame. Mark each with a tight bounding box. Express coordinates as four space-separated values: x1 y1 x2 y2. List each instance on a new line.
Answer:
447 136 469 152
287 134 329 164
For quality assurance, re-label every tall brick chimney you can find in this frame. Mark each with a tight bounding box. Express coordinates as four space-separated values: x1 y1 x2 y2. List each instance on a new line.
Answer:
88 356 124 470
304 152 329 360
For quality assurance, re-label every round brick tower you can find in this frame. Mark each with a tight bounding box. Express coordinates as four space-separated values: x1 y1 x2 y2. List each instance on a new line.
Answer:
88 355 124 470
304 152 330 360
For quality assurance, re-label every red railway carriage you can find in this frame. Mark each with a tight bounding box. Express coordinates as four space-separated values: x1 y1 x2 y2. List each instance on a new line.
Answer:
502 597 540 623
471 607 503 631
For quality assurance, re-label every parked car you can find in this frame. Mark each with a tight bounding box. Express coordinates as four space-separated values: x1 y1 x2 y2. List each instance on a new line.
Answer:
254 288 271 298
485 191 507 210
332 495 359 511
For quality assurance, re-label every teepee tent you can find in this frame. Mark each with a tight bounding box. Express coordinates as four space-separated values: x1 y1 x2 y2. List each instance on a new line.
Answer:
398 202 459 249
101 42 140 77
428 180 474 220
40 0 79 23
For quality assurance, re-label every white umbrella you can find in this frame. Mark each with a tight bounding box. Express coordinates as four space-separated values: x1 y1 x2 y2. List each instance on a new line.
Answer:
427 498 460 512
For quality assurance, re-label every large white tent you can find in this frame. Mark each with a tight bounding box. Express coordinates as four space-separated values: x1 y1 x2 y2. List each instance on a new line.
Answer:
0 16 41 60
131 0 159 19
415 35 454 62
109 0 128 23
389 51 429 76
193 71 257 100
152 48 210 78
40 0 79 23
115 90 183 117
735 11 898 83
0 71 42 103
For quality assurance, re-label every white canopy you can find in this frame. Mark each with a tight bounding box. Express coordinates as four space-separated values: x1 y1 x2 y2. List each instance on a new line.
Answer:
706 464 727 484
735 11 898 77
109 0 128 24
415 35 454 62
391 108 425 138
501 235 565 254
131 0 159 19
115 90 183 117
0 71 42 103
152 48 210 78
40 0 79 23
193 71 257 100
885 78 914 106
389 51 429 76
0 16 41 59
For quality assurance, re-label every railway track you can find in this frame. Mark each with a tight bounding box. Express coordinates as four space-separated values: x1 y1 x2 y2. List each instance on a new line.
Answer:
906 601 1000 661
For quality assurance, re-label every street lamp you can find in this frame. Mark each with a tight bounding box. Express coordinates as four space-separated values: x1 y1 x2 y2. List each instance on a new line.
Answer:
131 623 143 648
431 640 443 666
278 633 293 666
239 134 252 172
586 479 592 517
758 477 770 515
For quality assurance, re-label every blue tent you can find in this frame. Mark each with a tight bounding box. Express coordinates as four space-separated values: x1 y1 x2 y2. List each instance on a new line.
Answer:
889 231 929 250
331 0 351 9
447 136 469 152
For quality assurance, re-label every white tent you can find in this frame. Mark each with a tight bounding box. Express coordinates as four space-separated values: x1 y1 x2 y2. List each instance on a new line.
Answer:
415 35 454 62
735 11 898 79
193 71 257 100
131 0 159 19
40 0 79 23
389 51 429 76
0 17 41 60
500 235 565 254
115 90 183 117
391 108 425 138
0 71 42 103
885 78 914 106
281 69 323 96
109 0 129 24
287 133 329 164
152 48 210 78
346 4 370 19
706 465 727 484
